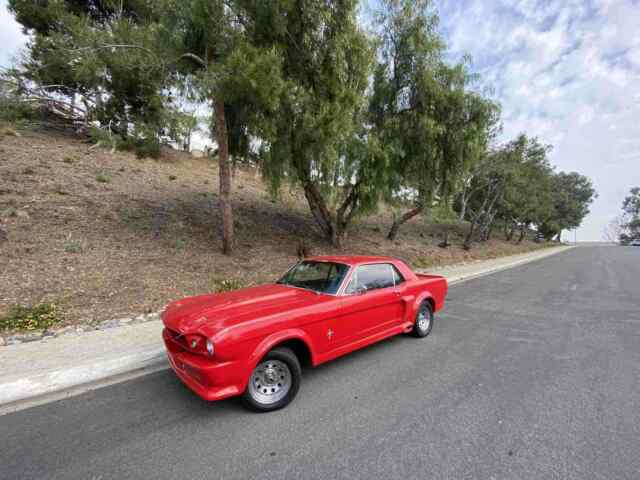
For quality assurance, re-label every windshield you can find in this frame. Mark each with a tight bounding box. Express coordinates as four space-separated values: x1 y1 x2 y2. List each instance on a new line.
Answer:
277 261 350 295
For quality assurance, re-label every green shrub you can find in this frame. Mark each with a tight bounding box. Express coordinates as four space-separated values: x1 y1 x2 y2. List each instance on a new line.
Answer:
119 207 153 231
118 135 161 159
0 96 40 123
95 173 110 183
211 278 246 293
64 239 83 253
88 126 161 159
0 303 64 332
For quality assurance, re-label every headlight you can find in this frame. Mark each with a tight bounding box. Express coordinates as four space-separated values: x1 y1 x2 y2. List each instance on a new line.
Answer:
206 339 215 356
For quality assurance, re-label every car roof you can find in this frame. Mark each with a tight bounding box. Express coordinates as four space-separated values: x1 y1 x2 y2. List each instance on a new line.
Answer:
305 255 398 266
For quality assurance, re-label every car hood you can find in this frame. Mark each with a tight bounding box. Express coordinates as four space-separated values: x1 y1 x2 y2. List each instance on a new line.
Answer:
162 283 322 337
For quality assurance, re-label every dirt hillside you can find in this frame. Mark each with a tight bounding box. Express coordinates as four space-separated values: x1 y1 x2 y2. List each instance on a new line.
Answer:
0 126 550 328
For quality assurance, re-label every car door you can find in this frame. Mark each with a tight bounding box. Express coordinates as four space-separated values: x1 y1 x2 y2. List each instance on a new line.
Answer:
337 263 404 344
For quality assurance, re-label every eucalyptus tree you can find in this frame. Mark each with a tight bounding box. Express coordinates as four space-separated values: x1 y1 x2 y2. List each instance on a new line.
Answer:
368 0 443 240
498 135 554 242
538 172 597 241
239 0 375 247
158 0 285 254
8 0 169 134
618 187 640 244
460 147 513 249
369 0 498 240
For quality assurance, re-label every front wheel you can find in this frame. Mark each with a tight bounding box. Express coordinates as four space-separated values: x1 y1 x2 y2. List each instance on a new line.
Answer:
411 300 434 338
242 347 301 412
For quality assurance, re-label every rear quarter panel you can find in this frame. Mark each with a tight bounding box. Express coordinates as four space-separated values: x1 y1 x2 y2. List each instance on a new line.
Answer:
401 274 448 323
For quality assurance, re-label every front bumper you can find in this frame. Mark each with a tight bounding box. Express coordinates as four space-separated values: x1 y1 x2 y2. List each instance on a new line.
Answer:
163 329 246 401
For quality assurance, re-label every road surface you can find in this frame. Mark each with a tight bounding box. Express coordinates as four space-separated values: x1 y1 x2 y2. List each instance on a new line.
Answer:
1 246 639 479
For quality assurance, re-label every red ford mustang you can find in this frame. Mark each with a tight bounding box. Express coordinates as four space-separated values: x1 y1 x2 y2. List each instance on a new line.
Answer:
162 255 448 411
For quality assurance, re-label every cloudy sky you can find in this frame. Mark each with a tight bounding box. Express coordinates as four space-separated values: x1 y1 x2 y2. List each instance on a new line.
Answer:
433 0 640 240
2 0 639 240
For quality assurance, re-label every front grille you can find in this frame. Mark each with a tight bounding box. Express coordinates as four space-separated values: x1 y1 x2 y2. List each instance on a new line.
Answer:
166 328 187 350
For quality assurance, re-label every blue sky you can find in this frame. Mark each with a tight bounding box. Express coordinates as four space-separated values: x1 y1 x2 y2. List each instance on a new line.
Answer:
2 0 639 240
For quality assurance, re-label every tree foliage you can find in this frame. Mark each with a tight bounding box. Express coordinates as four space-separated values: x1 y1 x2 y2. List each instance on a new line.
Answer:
239 0 375 247
538 172 597 241
369 0 500 240
5 0 598 251
618 187 640 244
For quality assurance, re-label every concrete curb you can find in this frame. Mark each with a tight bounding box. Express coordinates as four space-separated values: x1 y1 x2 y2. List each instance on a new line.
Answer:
0 245 573 415
0 350 168 416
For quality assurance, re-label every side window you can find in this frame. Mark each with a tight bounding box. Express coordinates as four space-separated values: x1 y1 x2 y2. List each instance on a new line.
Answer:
345 264 396 294
391 265 405 285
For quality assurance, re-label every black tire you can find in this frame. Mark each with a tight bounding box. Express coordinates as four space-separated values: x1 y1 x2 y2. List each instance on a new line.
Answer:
242 347 302 412
411 300 434 338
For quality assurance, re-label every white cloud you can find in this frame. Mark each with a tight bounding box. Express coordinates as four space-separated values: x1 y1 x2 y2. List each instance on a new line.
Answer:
0 1 27 68
436 0 640 240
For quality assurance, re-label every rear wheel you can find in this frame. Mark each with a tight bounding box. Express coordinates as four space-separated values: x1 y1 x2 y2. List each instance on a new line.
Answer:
411 300 434 337
242 347 301 412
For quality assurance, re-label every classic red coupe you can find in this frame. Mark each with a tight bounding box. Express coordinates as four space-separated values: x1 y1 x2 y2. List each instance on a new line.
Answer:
162 255 448 411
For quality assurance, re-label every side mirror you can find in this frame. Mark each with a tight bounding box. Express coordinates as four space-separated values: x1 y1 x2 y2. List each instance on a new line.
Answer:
355 286 368 295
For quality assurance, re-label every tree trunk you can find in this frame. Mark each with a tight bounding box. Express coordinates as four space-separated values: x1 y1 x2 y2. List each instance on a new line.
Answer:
387 204 424 240
458 198 467 221
463 218 477 250
214 99 234 255
485 221 494 241
517 223 527 243
303 181 339 246
506 223 514 241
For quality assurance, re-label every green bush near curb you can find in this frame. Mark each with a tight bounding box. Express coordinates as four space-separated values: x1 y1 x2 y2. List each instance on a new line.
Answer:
0 303 64 332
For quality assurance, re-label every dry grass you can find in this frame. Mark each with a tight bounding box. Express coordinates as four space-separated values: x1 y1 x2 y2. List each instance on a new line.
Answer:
0 125 551 328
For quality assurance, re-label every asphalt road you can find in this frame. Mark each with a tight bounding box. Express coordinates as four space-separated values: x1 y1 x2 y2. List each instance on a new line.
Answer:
2 246 639 480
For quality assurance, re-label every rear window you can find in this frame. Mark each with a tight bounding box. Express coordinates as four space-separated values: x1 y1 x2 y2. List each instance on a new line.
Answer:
345 263 402 294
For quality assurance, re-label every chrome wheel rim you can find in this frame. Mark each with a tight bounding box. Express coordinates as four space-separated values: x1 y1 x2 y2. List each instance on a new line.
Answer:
248 359 292 405
417 306 431 331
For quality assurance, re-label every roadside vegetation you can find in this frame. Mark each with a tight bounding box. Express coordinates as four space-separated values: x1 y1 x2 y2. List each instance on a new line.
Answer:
605 187 640 244
0 302 63 332
1 129 556 329
0 0 597 330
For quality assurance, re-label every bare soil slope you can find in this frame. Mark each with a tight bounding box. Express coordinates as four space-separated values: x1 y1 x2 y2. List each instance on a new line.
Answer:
0 127 549 326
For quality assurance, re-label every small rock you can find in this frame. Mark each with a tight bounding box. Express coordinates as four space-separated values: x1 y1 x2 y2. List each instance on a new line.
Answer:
8 332 42 343
53 326 75 337
97 319 121 330
146 312 160 322
0 336 6 347
17 210 30 219
7 339 23 345
135 314 146 323
119 317 133 324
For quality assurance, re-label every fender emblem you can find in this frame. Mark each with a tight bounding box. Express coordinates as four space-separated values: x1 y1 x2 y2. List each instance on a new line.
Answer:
327 329 334 340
